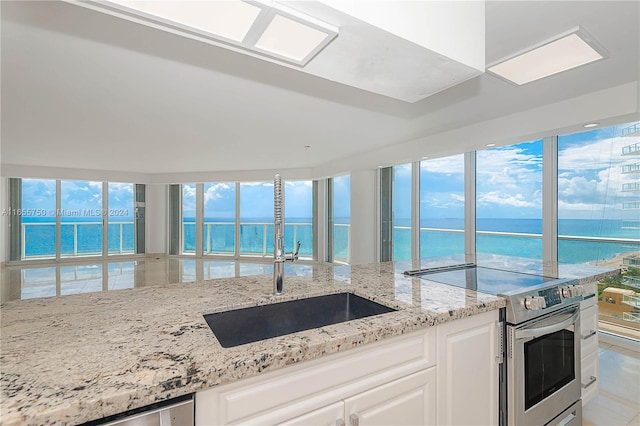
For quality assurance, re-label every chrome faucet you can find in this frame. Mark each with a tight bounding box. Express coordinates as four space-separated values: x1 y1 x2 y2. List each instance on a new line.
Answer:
273 174 301 295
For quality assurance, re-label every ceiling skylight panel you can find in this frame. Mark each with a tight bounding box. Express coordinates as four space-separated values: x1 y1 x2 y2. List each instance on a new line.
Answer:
255 14 331 62
488 30 604 85
109 0 262 42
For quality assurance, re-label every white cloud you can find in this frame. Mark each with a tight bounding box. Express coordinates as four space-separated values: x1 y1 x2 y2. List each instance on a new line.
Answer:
420 154 464 174
477 191 538 208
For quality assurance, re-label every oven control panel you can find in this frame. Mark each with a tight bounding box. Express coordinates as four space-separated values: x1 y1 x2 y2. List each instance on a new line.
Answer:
539 287 562 307
523 287 564 311
561 284 584 299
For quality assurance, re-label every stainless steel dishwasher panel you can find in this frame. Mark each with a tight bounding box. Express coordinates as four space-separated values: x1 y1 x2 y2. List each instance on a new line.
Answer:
103 398 194 426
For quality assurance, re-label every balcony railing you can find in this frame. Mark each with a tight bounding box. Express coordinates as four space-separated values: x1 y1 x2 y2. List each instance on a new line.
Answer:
622 202 640 210
623 257 640 266
621 123 640 137
622 143 640 155
621 163 640 173
622 294 640 308
183 221 319 258
22 221 134 258
623 312 640 323
622 182 640 192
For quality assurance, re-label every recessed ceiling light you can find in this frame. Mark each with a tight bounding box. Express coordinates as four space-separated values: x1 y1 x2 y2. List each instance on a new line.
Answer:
486 143 496 147
583 123 599 128
487 28 604 85
421 156 429 160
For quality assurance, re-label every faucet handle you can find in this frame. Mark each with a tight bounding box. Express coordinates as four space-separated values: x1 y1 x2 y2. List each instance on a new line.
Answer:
286 241 301 262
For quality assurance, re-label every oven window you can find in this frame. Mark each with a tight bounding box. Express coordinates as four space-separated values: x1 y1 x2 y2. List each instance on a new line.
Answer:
524 329 575 410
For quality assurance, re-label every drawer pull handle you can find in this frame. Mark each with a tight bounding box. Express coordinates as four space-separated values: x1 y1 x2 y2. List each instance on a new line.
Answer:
350 413 360 426
582 375 597 389
582 330 597 340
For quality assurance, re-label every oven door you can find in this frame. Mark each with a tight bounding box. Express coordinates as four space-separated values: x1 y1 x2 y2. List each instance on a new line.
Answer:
507 305 581 426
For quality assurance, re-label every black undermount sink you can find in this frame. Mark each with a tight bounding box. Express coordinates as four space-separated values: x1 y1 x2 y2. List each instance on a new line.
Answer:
204 292 396 348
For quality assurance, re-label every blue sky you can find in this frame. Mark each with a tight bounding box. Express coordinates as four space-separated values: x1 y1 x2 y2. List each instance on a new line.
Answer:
182 180 315 220
21 180 134 221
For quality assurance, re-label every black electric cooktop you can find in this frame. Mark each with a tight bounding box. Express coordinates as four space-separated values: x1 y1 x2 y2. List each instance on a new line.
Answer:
405 264 558 296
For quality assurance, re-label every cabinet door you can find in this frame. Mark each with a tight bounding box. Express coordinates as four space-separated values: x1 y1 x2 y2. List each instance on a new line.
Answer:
277 402 344 426
581 304 599 356
344 368 436 426
436 310 499 426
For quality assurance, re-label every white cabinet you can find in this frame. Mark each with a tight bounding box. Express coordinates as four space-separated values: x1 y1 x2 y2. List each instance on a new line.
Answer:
196 310 498 426
278 369 436 426
436 310 500 426
343 369 435 426
580 281 599 405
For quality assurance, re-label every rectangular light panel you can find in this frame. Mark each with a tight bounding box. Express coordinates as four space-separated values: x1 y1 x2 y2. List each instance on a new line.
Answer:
488 32 604 85
110 0 262 42
255 14 331 62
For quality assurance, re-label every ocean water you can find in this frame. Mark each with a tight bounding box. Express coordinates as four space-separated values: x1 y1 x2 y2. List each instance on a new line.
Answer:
22 217 134 257
21 217 639 264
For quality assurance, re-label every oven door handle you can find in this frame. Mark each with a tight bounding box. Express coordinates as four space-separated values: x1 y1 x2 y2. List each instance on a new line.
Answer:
515 309 579 340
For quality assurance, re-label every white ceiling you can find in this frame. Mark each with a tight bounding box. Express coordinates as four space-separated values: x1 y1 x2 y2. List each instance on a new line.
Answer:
1 1 639 181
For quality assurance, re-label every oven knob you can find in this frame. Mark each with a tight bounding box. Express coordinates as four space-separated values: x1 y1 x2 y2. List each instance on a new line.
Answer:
561 285 584 299
524 296 547 310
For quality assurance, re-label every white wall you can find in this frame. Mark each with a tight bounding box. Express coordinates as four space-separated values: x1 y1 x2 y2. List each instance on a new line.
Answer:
349 170 377 265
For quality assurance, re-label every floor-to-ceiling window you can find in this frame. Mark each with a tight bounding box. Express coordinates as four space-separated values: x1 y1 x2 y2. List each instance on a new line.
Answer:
11 178 142 261
420 154 465 258
203 182 236 255
107 183 135 255
60 180 103 257
239 181 274 256
330 174 351 263
558 121 640 340
284 181 313 258
173 180 314 259
20 178 56 259
476 140 544 259
393 164 412 261
181 184 197 254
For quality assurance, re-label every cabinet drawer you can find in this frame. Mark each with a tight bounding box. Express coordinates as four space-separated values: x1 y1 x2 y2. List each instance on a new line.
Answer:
581 349 598 405
581 305 598 355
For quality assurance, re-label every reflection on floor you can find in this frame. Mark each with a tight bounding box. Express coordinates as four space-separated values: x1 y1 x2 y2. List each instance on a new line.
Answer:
0 257 319 303
584 339 640 426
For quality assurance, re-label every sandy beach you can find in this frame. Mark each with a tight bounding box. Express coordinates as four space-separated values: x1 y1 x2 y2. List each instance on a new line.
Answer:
589 251 640 269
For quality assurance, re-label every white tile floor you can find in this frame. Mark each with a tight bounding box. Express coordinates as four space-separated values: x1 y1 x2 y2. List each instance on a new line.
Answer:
584 341 640 426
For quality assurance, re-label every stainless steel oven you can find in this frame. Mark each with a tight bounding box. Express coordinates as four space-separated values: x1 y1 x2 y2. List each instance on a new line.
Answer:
404 264 588 426
507 304 582 426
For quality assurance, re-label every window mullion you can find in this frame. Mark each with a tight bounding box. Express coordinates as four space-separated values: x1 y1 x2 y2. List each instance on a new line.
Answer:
464 151 476 263
411 161 420 261
543 136 559 264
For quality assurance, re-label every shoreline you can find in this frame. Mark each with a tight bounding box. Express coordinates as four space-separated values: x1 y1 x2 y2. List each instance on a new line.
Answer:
590 251 639 269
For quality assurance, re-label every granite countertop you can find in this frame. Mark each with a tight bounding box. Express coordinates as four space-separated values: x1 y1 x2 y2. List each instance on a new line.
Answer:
0 257 617 425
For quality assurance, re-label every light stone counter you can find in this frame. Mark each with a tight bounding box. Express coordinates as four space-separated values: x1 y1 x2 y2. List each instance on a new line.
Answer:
0 257 616 425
